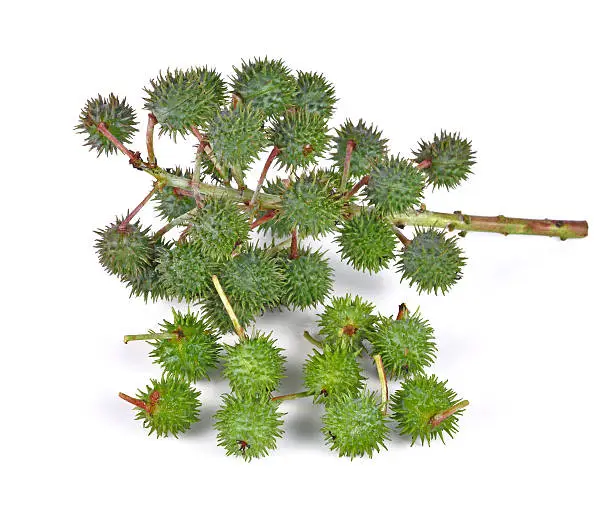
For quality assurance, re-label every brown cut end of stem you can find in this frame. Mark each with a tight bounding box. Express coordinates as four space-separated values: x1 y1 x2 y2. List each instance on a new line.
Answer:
290 229 299 259
396 303 409 320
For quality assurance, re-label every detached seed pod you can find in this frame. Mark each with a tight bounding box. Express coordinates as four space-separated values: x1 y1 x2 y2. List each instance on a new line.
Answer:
322 391 389 459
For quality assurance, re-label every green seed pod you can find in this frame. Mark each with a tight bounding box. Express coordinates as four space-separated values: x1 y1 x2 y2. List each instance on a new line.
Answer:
262 171 343 239
153 167 197 221
76 94 138 157
208 105 268 172
278 248 333 310
318 294 377 349
157 243 219 302
269 110 330 170
214 393 285 461
413 131 476 190
322 391 389 459
190 197 250 262
369 308 436 379
94 216 153 279
223 331 286 396
123 239 172 302
143 67 226 138
148 308 221 382
124 375 201 438
331 119 388 177
303 345 365 403
390 374 468 445
218 246 285 314
294 70 337 119
366 155 426 215
231 57 296 117
396 227 466 295
335 210 397 273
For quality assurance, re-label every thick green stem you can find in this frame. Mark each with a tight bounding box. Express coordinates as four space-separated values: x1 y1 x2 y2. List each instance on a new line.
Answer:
123 332 175 344
270 391 312 402
303 330 324 349
390 209 588 240
430 400 470 427
373 354 388 415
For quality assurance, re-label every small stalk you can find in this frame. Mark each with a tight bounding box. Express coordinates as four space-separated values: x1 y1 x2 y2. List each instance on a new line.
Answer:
96 122 139 162
270 391 312 402
303 330 324 349
373 354 389 415
340 139 356 191
392 226 412 247
192 142 206 208
430 400 470 427
345 174 369 199
153 208 197 239
250 146 280 217
146 113 157 165
212 275 246 340
123 332 175 344
265 235 295 257
250 209 278 230
396 303 409 321
118 392 150 413
289 229 299 259
118 186 157 231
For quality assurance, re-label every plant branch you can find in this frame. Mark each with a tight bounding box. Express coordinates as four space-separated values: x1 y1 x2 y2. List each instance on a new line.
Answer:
373 354 388 415
430 400 470 427
250 146 280 217
96 122 139 162
212 274 246 340
146 113 157 165
119 186 157 230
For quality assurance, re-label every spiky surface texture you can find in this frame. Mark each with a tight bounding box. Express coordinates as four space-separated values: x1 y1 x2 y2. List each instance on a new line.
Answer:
269 111 330 169
331 119 388 177
214 394 284 461
157 243 218 302
294 71 336 119
278 248 333 310
391 374 466 445
413 131 476 190
143 67 226 138
94 217 153 279
335 210 397 273
149 309 221 382
223 332 286 396
370 310 436 379
366 156 426 215
190 197 250 262
153 167 197 221
132 376 201 438
208 105 267 172
303 345 365 403
231 58 296 117
318 294 377 349
322 391 389 459
123 240 171 302
76 94 137 156
397 228 466 295
199 292 257 335
262 172 342 238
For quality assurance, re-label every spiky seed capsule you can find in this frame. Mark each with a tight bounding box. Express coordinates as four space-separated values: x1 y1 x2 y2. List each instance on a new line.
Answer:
143 67 226 138
318 294 377 349
223 332 286 396
153 167 197 221
278 248 334 310
397 227 466 295
76 94 137 156
322 391 389 459
94 217 153 279
123 240 171 302
129 376 201 438
217 246 285 315
214 394 285 461
269 110 330 170
366 155 426 215
369 310 436 379
231 57 296 117
198 292 256 335
148 309 221 382
335 210 397 273
390 374 467 445
303 345 365 403
189 197 250 262
208 105 268 172
157 243 219 302
262 172 343 239
293 71 337 119
331 119 388 177
413 131 476 190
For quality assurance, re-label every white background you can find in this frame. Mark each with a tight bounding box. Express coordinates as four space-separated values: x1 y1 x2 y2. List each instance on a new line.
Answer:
1 1 610 511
